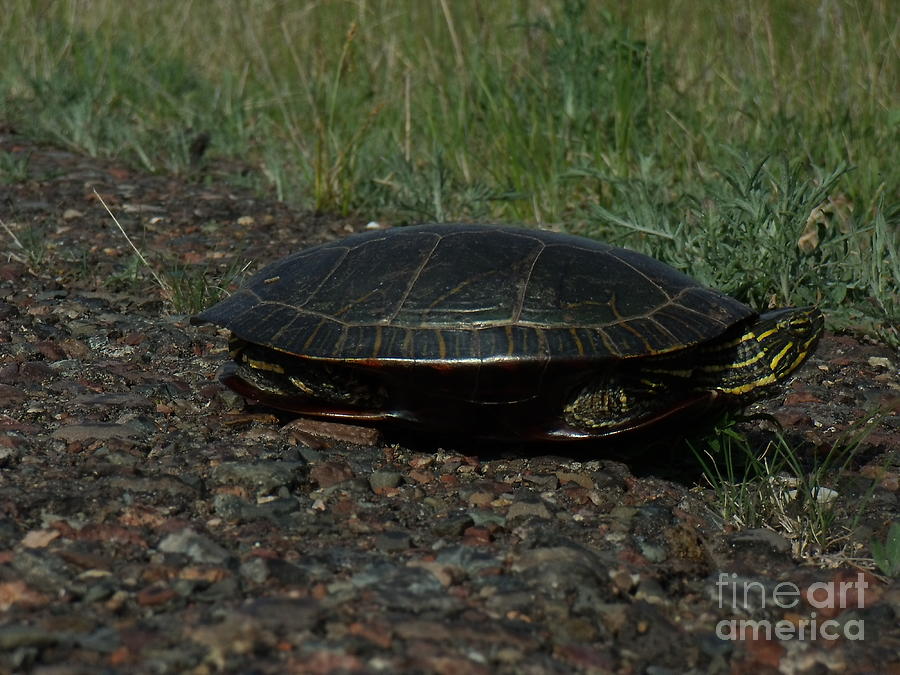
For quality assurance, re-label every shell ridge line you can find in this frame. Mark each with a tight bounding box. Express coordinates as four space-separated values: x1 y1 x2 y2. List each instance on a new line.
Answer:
668 287 742 327
595 326 620 358
420 270 506 316
297 245 353 309
545 240 613 254
331 291 379 319
258 300 351 327
331 322 350 356
606 250 742 328
605 295 656 353
419 229 545 315
386 233 443 324
267 310 305 346
512 239 545 324
606 249 677 307
647 316 681 344
239 287 263 306
217 288 263 326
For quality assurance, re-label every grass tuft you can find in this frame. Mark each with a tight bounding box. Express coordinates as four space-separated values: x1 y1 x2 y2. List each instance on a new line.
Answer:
95 190 248 315
690 412 882 565
0 150 30 183
1 219 49 269
871 522 900 578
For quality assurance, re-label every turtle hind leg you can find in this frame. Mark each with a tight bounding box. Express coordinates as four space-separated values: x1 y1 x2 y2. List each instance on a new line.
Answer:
227 339 387 409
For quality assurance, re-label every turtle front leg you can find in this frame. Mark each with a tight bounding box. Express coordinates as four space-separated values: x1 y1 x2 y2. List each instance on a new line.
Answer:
562 376 675 433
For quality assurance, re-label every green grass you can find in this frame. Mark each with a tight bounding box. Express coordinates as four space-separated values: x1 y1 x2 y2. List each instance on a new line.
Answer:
690 413 882 564
0 219 48 269
871 522 900 577
104 253 249 316
0 0 896 338
93 191 249 315
0 149 30 183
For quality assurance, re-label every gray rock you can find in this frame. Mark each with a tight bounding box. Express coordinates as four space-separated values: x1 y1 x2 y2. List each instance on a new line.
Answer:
375 530 412 552
507 500 552 521
298 446 323 462
0 625 62 650
435 545 501 573
239 558 270 584
82 578 118 604
638 539 668 563
74 392 155 408
211 460 306 493
76 626 120 653
431 512 475 537
106 475 196 496
468 508 506 527
728 528 792 553
158 528 232 565
213 494 301 523
241 597 321 631
196 576 240 601
51 422 144 442
11 550 79 595
512 544 612 602
369 470 403 491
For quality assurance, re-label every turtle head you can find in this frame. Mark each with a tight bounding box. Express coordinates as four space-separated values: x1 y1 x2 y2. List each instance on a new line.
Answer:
705 305 824 399
753 306 824 383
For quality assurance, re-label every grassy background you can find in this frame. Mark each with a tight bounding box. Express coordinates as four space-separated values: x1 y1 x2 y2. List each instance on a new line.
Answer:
0 0 897 341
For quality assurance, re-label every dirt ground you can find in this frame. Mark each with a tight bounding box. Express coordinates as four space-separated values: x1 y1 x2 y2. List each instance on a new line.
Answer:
0 132 898 674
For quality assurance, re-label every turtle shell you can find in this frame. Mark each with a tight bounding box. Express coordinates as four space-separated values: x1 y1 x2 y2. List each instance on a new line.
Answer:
195 224 754 365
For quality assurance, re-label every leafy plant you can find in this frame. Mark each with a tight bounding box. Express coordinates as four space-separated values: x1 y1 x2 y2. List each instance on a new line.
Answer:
871 522 900 578
0 149 30 183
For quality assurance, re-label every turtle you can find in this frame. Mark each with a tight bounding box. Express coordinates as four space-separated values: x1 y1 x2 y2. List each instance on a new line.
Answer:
193 223 823 441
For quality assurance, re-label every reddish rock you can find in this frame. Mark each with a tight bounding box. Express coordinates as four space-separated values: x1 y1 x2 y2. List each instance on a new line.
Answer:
0 384 25 406
409 469 434 484
136 583 177 607
554 643 615 671
35 340 67 361
773 409 813 428
462 526 493 545
309 460 354 488
0 262 27 281
0 580 50 610
348 621 393 648
122 332 146 346
282 417 381 444
58 549 114 571
741 635 785 669
0 363 19 383
76 523 149 548
51 422 142 442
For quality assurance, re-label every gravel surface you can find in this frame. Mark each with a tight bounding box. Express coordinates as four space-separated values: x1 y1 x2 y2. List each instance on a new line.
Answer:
1 133 898 674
